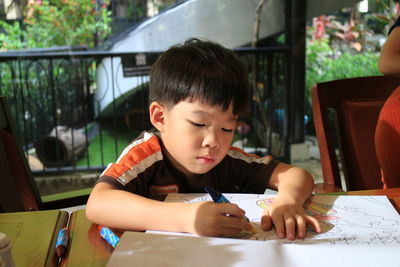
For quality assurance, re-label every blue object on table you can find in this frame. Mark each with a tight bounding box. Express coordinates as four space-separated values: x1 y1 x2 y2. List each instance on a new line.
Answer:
99 226 120 248
55 228 70 259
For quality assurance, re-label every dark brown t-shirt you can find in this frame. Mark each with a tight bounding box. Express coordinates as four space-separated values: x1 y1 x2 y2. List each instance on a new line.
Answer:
97 132 279 200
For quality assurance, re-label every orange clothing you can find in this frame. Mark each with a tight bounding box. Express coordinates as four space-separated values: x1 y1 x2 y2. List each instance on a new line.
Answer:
375 85 400 188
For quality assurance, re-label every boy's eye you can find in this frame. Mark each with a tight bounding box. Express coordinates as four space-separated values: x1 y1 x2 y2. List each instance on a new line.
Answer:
222 128 233 133
190 121 205 127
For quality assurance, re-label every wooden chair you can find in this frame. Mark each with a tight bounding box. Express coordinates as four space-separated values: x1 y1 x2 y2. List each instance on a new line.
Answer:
311 76 400 193
0 96 89 212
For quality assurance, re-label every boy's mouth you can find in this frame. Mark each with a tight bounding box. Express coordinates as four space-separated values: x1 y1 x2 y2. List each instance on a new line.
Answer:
196 156 215 164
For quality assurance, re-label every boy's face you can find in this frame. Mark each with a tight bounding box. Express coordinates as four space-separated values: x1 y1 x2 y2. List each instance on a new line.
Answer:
158 99 237 177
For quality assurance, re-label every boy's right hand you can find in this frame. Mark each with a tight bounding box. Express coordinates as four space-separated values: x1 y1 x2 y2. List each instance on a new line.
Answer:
188 202 254 237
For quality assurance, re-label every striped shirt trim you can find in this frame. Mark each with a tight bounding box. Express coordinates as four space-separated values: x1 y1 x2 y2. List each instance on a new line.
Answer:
101 132 163 186
227 146 273 165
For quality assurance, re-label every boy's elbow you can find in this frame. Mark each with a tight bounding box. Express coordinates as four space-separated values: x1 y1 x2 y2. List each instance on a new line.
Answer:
85 193 99 223
85 182 118 223
85 184 106 223
85 207 94 223
85 194 108 225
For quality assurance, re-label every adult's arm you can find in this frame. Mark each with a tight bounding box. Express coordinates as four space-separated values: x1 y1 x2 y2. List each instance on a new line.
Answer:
379 23 400 75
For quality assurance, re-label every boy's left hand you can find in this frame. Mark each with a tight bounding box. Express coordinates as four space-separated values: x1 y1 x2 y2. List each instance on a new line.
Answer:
260 196 321 240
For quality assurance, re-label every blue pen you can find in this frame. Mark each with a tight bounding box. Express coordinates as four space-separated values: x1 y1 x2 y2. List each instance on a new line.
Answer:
98 226 120 248
55 228 69 259
204 186 257 234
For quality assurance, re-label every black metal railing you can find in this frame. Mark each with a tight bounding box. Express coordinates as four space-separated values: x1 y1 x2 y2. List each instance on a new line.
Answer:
0 46 290 178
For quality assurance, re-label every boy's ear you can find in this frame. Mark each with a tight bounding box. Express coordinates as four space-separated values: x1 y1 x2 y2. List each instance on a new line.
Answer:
149 101 166 132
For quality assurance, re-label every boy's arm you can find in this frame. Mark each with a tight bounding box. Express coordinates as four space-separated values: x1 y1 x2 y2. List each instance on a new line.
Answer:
261 163 321 240
379 26 400 75
85 182 253 236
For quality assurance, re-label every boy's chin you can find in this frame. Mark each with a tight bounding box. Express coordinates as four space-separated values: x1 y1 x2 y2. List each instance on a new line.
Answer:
182 160 221 176
189 167 214 175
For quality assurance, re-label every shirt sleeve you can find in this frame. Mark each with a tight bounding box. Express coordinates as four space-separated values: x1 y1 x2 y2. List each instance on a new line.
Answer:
237 158 279 194
219 148 280 194
95 175 124 190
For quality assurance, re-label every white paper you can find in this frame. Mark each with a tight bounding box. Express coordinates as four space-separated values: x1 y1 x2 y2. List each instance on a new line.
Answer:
160 193 400 245
108 232 400 267
107 194 400 267
108 232 282 267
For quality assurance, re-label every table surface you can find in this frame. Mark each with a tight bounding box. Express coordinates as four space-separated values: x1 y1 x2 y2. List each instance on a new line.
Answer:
0 209 68 267
61 209 119 267
61 188 400 267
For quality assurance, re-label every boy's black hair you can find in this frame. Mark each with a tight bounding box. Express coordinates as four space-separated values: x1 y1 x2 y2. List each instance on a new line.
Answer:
149 38 249 115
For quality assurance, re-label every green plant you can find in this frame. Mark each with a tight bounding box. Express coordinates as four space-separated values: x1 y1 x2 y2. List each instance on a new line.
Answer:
306 39 380 90
0 21 27 50
0 0 112 50
305 38 380 119
305 4 391 125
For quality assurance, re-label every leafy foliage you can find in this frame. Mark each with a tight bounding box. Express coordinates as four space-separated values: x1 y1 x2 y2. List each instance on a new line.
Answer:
305 37 380 125
304 8 385 121
306 38 380 92
0 0 112 50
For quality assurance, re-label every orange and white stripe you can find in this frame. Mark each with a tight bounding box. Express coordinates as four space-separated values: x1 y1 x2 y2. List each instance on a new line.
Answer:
101 132 163 185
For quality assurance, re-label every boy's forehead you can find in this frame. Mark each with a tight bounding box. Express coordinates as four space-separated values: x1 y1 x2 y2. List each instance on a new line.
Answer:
180 99 237 119
185 97 231 108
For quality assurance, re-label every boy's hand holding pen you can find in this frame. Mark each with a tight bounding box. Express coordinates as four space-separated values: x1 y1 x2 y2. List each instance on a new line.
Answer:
204 187 258 235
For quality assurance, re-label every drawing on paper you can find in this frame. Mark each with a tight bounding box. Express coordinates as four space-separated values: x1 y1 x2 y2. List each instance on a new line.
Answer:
164 193 400 245
247 195 400 245
255 197 337 236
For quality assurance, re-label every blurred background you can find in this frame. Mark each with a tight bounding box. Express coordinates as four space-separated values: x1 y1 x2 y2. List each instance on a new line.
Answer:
0 0 397 198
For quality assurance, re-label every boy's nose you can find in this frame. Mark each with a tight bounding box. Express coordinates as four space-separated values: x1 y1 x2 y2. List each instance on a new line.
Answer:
203 132 220 149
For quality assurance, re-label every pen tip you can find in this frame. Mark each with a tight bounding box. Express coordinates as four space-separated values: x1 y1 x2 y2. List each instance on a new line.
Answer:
204 186 217 195
205 186 220 199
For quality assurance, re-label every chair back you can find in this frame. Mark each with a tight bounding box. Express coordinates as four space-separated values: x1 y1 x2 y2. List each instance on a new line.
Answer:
0 97 41 211
312 76 400 191
0 96 89 212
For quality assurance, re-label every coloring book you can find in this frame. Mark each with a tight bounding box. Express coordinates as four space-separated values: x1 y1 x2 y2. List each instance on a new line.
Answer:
164 193 400 245
107 194 400 267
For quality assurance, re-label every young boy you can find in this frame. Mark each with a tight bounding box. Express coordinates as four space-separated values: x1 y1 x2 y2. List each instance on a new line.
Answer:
86 38 321 240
